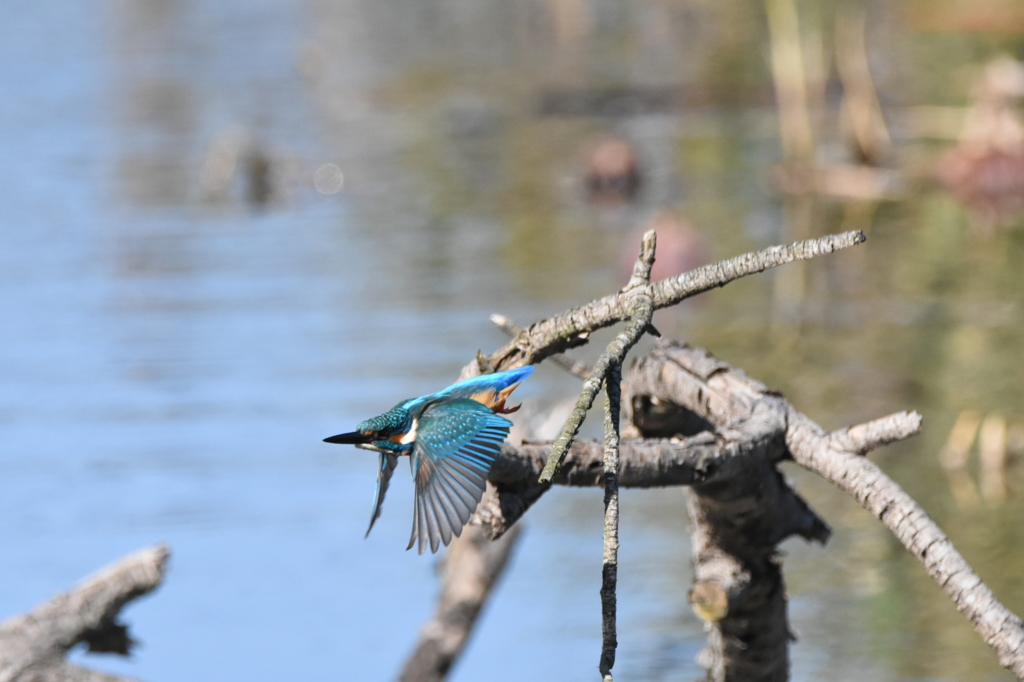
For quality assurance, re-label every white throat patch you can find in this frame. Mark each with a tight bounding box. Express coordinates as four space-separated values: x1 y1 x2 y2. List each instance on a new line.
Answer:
398 419 419 444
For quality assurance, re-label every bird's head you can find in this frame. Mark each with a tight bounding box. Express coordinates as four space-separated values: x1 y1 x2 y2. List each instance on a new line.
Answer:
323 428 413 454
324 404 416 453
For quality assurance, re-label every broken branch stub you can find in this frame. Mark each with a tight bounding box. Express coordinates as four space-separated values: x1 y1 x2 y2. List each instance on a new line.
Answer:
0 545 170 682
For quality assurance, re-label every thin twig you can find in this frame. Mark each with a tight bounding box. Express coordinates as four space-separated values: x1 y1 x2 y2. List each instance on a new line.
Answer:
827 410 922 455
592 228 660 681
539 231 657 482
600 364 622 682
488 231 866 371
490 314 590 379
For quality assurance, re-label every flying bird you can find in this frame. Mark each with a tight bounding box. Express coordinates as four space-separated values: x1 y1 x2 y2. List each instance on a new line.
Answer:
324 366 533 553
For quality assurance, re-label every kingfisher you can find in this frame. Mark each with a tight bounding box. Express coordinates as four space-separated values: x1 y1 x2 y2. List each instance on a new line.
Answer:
324 365 533 554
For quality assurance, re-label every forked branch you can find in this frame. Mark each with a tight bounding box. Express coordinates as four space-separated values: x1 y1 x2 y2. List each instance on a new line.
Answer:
485 230 866 371
788 408 1024 678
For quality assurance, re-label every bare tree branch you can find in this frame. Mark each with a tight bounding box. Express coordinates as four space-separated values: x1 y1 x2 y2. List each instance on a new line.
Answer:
599 365 621 682
486 230 866 370
539 230 657 483
787 409 1024 679
826 411 923 455
627 341 1024 680
0 545 169 682
430 230 869 682
490 314 590 380
480 411 829 545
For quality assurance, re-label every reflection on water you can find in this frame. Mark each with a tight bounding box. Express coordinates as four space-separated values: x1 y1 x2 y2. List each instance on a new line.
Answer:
1 0 1023 680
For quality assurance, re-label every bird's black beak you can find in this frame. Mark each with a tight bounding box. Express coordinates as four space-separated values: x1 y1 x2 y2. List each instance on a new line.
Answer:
323 431 375 444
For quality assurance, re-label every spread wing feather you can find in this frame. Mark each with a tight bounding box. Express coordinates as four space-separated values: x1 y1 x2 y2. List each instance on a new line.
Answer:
366 453 399 538
407 398 512 554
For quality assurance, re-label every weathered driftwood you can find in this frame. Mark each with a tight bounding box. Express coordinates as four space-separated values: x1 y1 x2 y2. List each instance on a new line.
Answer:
484 343 835 682
0 545 169 682
397 229 1023 682
624 343 845 680
397 231 869 682
403 342 1022 681
627 341 1024 680
788 402 1024 677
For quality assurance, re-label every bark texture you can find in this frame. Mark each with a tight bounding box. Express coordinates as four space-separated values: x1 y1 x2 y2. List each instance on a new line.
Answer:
628 341 1024 680
0 546 169 682
599 365 623 682
787 409 1024 678
624 343 829 681
409 341 1023 681
484 231 865 370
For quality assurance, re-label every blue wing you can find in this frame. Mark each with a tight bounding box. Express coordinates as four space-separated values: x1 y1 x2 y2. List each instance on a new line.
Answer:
438 366 534 400
407 398 513 554
366 453 399 538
